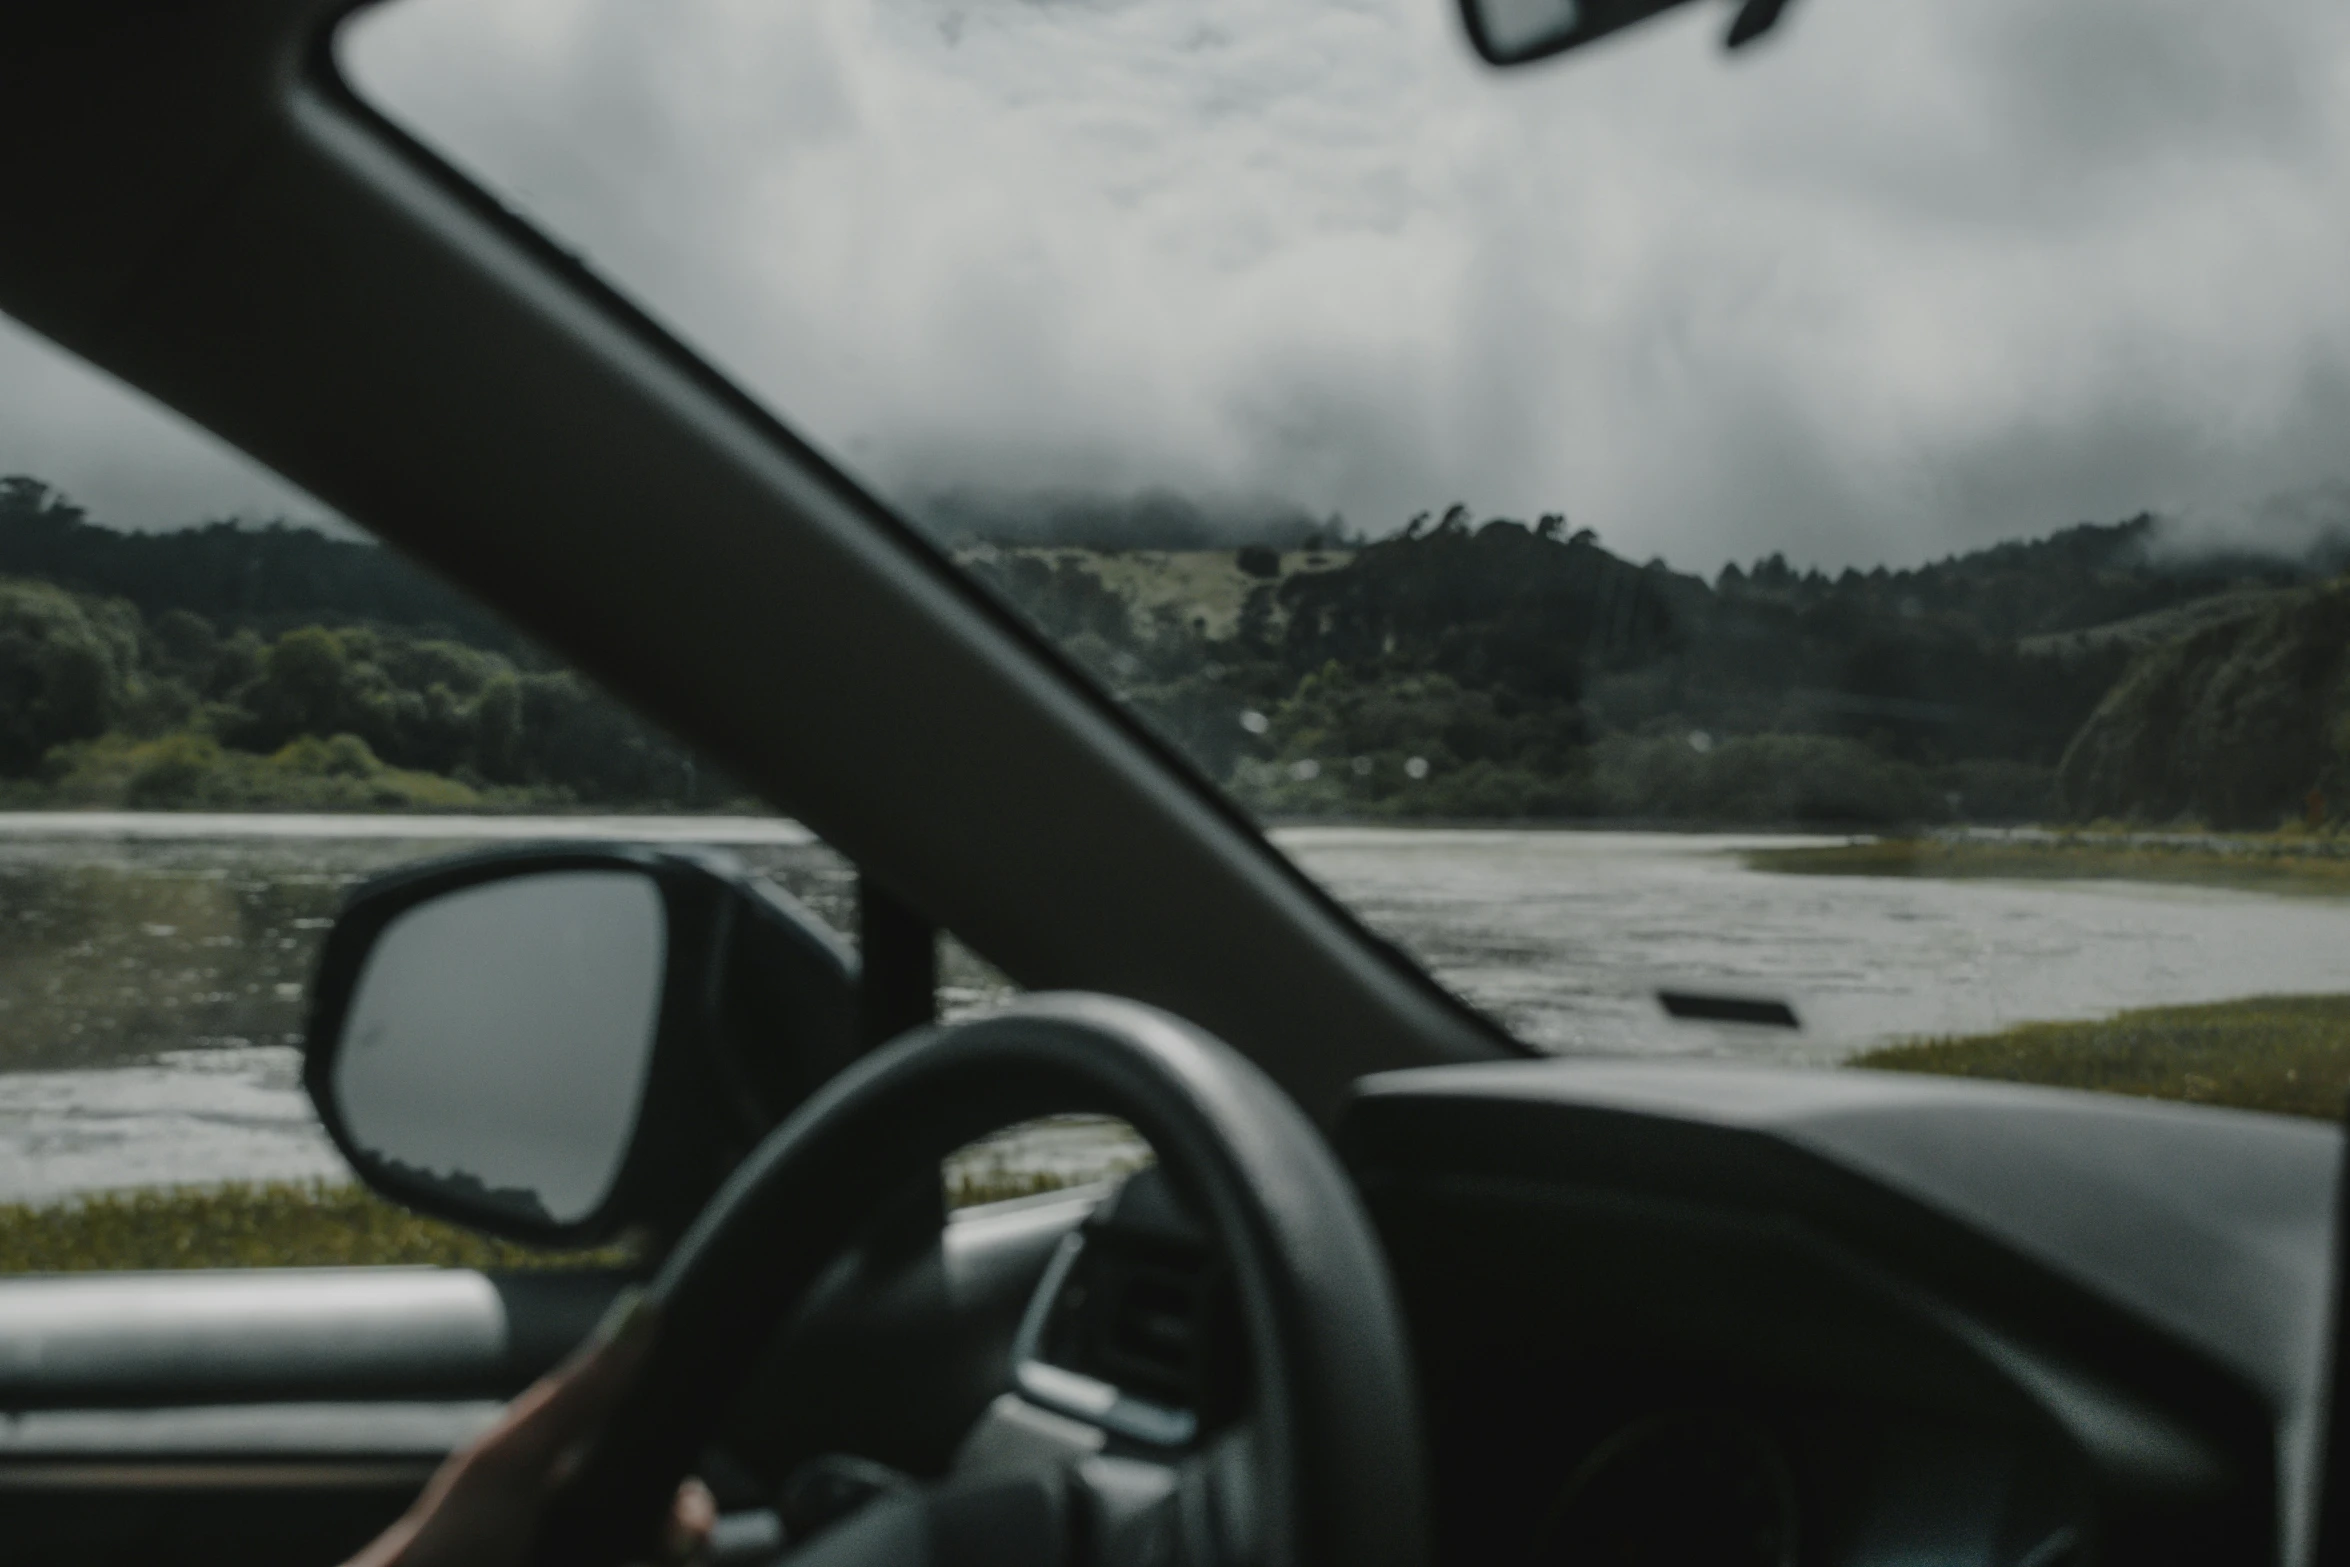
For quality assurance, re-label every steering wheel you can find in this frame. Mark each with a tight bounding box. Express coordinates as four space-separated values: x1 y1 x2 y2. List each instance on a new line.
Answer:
527 992 1429 1567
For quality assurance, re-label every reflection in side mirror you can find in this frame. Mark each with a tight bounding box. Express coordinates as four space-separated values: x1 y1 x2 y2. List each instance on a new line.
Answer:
335 870 667 1230
305 844 858 1247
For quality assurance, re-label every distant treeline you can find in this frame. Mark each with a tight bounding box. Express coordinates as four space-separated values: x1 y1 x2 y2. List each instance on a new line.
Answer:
0 478 706 811
6 471 2345 825
969 505 2345 826
0 477 516 649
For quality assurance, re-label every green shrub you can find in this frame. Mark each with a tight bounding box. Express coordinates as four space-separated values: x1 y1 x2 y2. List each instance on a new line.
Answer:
43 728 499 810
0 576 144 773
3 1167 1135 1274
273 731 382 778
0 572 710 808
123 730 227 806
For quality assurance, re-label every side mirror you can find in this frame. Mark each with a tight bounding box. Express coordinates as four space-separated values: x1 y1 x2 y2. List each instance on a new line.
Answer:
302 844 856 1248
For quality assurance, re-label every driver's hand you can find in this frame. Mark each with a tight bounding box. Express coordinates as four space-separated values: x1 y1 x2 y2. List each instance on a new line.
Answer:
344 1292 715 1567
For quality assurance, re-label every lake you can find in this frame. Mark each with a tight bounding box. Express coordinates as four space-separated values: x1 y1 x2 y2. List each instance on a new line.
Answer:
5 813 2350 1203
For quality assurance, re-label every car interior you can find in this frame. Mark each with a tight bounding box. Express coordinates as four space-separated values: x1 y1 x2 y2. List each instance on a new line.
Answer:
1 3 2344 1566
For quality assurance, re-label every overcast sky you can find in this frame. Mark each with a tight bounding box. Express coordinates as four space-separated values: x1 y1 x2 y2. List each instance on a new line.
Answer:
6 0 2350 569
0 315 337 532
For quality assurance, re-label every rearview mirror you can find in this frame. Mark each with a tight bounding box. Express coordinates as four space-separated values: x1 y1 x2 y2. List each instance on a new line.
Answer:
1459 0 1792 67
304 845 856 1247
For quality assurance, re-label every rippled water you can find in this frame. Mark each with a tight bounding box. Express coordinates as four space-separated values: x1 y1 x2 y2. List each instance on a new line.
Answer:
5 814 2349 1203
0 817 859 1203
0 816 856 1075
1277 828 2350 1061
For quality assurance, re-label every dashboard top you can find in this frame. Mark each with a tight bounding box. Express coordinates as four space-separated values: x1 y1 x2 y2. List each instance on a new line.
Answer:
1346 1061 2339 1417
1344 1060 2345 1565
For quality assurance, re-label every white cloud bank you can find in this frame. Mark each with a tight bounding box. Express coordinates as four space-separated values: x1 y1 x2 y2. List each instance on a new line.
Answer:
7 0 2350 567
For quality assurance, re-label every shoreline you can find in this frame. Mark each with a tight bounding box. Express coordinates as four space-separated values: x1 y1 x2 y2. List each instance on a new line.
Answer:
12 806 2337 855
1747 831 2350 897
0 810 816 843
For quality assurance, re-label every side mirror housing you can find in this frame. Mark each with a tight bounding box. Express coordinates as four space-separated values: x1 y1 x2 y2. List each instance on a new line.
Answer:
302 844 856 1248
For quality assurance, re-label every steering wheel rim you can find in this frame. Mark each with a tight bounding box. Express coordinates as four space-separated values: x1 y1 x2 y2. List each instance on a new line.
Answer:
530 992 1429 1567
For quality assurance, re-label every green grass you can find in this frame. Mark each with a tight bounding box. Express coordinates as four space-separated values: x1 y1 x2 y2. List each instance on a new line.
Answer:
1851 993 2350 1118
7 1016 2332 1270
0 1181 634 1274
41 731 504 812
1749 834 2350 898
1 1164 1137 1274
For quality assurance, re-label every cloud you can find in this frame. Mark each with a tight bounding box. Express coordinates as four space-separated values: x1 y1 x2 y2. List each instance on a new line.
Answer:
1965 0 2336 176
2155 477 2350 565
10 0 2350 572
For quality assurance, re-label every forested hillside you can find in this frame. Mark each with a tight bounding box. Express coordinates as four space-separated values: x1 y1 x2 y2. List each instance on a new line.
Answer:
0 480 705 810
0 477 514 647
2061 581 2350 828
966 505 2339 824
4 473 2340 824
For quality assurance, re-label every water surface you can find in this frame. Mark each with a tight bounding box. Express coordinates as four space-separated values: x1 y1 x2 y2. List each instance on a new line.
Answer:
7 815 2349 1202
1277 828 2350 1060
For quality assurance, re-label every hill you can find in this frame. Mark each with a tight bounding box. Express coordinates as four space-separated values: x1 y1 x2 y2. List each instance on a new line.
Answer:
961 506 2347 824
8 469 2343 825
1728 514 2321 640
0 483 709 810
2016 588 2294 657
2060 581 2350 828
0 477 519 648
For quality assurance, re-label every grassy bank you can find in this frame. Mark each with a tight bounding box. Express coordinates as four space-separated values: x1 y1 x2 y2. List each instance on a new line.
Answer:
1750 833 2350 898
20 998 2330 1271
1 1163 1128 1274
1851 994 2350 1118
0 1180 634 1273
16 730 591 813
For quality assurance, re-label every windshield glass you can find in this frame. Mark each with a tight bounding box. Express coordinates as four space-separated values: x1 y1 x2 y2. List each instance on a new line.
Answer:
336 0 2350 1116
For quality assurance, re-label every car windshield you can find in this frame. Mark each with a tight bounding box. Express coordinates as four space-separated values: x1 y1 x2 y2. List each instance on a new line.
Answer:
330 0 2350 1106
4 0 2348 1269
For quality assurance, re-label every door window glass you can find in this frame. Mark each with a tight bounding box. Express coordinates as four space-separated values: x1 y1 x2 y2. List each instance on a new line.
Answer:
0 329 1108 1271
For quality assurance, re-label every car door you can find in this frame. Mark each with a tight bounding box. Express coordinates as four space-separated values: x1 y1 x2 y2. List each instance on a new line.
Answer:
0 430 867 1562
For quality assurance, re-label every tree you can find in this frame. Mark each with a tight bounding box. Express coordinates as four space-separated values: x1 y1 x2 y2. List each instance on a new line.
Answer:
232 626 355 748
0 576 141 774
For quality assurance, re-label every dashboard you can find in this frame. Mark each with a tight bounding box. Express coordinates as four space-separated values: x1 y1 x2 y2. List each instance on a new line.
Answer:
1389 1171 2105 1566
709 1054 2329 1565
1339 1060 2335 1567
0 1060 2332 1567
713 1057 2326 1565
